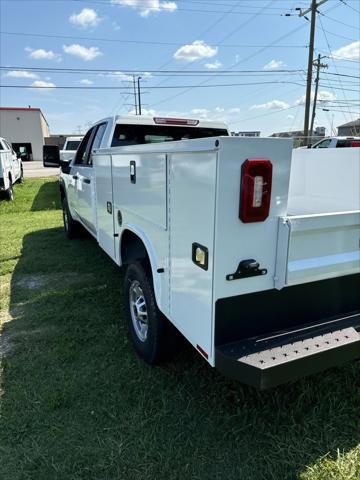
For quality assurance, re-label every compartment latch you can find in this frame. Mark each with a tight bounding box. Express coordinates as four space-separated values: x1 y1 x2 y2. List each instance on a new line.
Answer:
226 259 267 281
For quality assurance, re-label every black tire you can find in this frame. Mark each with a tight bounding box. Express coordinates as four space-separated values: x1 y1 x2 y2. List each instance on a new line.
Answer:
62 196 80 239
5 182 14 201
19 168 24 184
124 262 180 364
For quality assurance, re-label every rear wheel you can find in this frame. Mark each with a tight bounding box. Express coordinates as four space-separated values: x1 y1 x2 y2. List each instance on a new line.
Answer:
62 196 80 239
124 262 179 364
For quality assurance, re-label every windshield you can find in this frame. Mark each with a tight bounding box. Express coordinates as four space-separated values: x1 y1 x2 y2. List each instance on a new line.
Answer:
65 141 81 151
111 124 228 147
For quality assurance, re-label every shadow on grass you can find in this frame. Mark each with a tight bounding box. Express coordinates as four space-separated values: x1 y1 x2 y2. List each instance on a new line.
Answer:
0 193 359 479
31 181 61 211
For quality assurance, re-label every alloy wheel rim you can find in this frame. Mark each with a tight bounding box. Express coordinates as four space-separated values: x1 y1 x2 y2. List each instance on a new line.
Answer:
129 280 149 342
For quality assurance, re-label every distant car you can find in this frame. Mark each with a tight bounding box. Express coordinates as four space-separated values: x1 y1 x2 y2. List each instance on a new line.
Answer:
60 136 83 162
0 137 23 200
310 136 360 148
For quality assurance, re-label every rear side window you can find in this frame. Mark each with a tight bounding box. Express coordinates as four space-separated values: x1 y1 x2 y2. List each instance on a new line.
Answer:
111 124 228 147
0 141 4 151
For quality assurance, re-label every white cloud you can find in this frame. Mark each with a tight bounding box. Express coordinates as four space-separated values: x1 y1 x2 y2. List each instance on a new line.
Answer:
331 41 359 60
25 47 61 61
5 70 39 79
205 60 222 70
287 114 295 120
250 100 289 110
106 71 133 81
263 59 286 70
112 21 121 30
318 90 337 102
111 0 177 17
30 80 56 91
80 79 94 85
69 8 101 28
174 40 217 63
295 90 336 105
63 44 102 61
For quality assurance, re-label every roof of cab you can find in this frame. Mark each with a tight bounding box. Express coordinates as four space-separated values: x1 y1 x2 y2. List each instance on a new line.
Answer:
93 115 229 131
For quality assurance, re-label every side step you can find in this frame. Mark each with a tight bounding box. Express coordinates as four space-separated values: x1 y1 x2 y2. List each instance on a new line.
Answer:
215 313 360 389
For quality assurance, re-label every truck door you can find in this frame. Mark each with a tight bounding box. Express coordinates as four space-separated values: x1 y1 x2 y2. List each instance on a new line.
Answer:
70 126 101 235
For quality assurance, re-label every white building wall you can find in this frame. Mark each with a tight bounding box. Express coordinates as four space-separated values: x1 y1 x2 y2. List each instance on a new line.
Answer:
0 109 49 161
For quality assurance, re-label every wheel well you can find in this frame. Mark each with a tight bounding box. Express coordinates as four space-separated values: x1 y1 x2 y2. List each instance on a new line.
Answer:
121 230 151 270
8 173 12 184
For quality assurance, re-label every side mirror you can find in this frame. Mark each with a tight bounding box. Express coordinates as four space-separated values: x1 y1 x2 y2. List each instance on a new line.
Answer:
43 145 60 167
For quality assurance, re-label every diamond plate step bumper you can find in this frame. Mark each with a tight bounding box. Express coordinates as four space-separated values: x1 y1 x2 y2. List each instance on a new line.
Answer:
215 313 360 389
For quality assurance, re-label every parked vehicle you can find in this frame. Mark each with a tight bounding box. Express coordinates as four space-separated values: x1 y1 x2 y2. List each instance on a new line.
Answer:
0 136 23 200
43 116 360 389
60 136 83 162
311 136 360 148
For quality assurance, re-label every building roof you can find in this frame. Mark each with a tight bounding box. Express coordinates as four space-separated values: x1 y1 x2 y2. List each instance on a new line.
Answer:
337 118 360 128
0 106 49 127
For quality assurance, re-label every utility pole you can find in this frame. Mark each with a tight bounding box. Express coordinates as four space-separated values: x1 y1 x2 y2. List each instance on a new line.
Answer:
133 75 138 115
310 54 328 140
298 0 328 146
137 76 142 116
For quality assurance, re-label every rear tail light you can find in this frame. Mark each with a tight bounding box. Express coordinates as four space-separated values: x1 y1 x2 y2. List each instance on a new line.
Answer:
239 159 273 223
153 117 199 126
350 141 360 147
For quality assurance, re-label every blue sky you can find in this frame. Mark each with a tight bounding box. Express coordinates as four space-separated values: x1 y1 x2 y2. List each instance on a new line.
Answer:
1 0 359 135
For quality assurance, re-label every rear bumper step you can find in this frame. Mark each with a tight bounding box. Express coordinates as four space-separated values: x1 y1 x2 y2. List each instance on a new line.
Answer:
215 313 360 389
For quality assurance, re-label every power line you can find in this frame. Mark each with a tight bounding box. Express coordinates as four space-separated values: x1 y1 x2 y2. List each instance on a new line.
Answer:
0 30 307 48
0 81 306 90
318 11 360 30
0 66 306 75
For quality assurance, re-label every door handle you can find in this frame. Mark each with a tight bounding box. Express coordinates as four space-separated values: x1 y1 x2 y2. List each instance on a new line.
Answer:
72 175 78 180
83 178 91 184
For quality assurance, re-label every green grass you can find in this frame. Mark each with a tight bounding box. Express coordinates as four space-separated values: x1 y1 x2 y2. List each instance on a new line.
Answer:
0 178 359 480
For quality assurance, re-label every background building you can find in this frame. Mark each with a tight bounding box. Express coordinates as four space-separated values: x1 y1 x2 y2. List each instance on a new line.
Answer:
337 119 360 136
231 131 261 137
0 107 49 161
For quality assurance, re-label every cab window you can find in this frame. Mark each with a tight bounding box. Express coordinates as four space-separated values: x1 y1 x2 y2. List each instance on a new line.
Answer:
74 128 95 165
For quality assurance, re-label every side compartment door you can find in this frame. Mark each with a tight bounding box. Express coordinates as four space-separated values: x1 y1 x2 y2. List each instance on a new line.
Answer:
169 152 217 362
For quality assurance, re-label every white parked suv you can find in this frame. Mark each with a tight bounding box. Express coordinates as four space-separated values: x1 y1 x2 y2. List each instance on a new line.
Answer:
0 137 23 200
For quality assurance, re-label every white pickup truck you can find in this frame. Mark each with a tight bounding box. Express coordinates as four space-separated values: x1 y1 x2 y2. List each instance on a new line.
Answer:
0 136 23 200
43 116 360 389
59 136 83 162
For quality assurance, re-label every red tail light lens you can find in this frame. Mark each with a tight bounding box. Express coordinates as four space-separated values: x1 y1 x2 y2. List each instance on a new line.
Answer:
239 159 273 223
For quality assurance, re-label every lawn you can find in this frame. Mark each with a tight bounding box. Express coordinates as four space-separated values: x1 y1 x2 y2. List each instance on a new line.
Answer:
0 178 359 480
